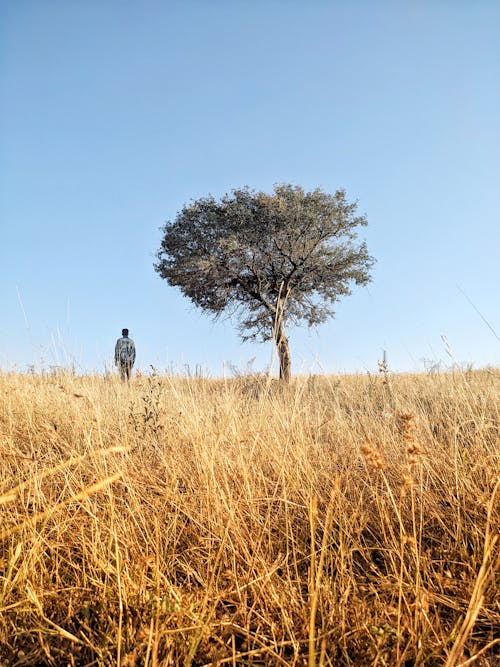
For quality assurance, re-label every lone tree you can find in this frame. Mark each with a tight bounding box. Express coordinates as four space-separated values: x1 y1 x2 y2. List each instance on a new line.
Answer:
155 184 375 382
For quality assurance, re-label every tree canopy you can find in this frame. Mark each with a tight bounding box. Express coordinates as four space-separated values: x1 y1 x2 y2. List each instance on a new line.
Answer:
155 184 375 381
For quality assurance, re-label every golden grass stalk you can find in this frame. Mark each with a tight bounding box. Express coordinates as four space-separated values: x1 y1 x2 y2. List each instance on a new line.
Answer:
0 369 498 665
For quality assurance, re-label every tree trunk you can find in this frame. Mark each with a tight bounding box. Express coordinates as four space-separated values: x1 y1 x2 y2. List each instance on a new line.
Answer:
275 323 291 383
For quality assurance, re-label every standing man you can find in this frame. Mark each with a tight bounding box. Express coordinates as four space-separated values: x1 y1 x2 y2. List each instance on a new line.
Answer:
115 328 136 381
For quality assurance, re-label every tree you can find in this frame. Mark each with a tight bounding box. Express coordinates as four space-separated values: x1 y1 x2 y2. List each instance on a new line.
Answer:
155 184 375 382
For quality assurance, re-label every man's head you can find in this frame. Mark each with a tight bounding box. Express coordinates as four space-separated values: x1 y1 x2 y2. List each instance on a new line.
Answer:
122 328 129 337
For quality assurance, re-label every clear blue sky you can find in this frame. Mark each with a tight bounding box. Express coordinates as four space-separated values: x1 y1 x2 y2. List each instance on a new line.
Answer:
1 0 499 375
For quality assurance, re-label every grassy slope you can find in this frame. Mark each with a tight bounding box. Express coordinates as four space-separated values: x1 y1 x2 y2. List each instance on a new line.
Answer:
0 370 499 666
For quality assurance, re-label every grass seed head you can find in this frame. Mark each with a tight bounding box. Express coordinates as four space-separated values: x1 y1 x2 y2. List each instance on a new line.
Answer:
361 441 386 470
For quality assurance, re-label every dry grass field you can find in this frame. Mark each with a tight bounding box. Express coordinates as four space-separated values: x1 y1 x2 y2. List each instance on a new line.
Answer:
0 369 498 666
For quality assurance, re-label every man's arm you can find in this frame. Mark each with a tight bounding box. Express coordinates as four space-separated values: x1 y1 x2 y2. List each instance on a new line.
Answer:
114 340 120 365
130 340 136 365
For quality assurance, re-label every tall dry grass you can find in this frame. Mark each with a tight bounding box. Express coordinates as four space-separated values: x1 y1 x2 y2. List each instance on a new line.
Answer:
0 369 498 666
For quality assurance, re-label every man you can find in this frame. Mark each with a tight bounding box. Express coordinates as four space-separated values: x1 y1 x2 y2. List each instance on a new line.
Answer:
115 328 136 381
